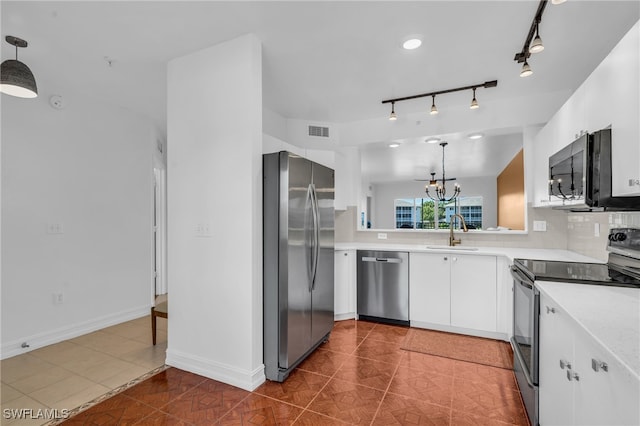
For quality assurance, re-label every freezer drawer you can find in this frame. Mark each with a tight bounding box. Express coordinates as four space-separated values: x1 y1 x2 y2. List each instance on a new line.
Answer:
357 250 409 325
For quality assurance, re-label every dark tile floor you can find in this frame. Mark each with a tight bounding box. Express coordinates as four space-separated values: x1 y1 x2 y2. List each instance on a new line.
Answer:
61 320 529 425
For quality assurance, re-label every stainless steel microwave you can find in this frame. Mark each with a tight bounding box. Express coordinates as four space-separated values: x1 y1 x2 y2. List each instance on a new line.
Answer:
549 129 640 211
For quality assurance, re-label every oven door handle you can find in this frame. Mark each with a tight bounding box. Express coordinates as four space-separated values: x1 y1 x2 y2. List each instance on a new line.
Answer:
511 336 536 388
511 265 534 289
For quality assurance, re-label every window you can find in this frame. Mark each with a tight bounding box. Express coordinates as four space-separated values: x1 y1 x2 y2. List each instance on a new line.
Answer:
395 196 483 230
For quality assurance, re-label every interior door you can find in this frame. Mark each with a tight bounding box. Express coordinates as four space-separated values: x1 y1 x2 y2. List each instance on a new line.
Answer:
311 162 335 344
281 154 313 368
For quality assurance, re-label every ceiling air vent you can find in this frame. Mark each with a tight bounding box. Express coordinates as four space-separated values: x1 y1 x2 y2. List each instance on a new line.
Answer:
308 125 329 138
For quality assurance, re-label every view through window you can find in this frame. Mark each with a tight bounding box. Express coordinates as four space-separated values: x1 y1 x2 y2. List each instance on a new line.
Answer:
394 196 483 229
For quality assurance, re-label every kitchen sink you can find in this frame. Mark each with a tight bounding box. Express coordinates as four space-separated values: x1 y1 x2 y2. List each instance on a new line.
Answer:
425 245 479 251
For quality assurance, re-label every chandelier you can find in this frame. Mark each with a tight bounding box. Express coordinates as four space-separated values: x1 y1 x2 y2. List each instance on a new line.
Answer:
425 142 460 203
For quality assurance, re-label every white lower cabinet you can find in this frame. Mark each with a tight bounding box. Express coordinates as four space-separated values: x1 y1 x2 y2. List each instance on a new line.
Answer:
334 249 356 320
409 252 497 333
539 293 640 426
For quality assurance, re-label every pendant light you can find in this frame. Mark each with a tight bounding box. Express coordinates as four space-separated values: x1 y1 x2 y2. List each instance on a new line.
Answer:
529 22 544 53
389 101 397 121
520 59 533 77
1 36 38 98
430 95 438 115
470 88 479 109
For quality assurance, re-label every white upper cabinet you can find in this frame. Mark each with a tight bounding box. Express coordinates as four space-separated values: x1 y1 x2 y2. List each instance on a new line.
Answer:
532 21 640 204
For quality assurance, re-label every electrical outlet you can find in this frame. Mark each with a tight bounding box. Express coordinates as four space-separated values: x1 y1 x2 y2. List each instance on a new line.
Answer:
533 220 547 232
195 223 213 238
377 233 387 240
52 292 64 304
46 223 64 234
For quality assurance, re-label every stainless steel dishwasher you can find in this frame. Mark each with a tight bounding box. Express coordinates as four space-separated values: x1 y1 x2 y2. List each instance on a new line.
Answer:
357 250 409 325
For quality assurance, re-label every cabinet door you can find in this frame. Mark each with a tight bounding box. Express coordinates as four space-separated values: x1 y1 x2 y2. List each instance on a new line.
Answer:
450 255 497 332
334 250 355 319
409 252 450 325
538 295 574 426
573 328 640 426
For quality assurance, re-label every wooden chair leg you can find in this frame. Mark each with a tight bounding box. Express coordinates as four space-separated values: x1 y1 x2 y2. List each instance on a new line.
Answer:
151 307 157 345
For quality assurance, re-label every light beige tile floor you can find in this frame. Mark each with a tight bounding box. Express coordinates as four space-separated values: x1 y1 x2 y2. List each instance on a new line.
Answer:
0 306 167 426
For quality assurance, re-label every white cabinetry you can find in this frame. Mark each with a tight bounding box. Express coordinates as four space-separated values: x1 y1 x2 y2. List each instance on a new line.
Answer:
334 249 356 320
409 253 497 335
539 293 640 426
532 21 640 204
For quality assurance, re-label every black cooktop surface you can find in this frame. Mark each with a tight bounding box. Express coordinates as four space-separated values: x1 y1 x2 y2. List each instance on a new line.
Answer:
514 258 640 287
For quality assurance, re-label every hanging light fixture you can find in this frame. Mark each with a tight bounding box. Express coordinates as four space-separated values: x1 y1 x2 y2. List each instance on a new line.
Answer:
470 88 479 109
520 59 533 77
425 142 460 203
389 101 397 121
430 95 438 115
1 36 38 98
529 22 544 53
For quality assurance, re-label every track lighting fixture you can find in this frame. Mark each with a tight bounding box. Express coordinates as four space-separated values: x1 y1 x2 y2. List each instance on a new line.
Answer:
514 0 549 77
382 80 497 119
470 88 479 109
1 36 38 98
520 59 533 77
529 22 544 53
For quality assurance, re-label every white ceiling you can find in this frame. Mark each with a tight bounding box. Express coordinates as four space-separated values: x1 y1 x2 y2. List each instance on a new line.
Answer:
2 1 638 181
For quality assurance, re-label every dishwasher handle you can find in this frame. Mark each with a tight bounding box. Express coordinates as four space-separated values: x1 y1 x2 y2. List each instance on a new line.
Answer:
361 256 403 264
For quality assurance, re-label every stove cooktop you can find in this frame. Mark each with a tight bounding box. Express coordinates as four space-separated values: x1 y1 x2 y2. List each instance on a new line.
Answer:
513 258 640 288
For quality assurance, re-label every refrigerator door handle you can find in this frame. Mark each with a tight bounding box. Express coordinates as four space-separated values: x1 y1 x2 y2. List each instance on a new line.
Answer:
310 184 320 290
305 184 315 291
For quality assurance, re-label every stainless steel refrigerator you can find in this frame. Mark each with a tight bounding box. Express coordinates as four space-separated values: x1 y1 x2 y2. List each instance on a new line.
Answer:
263 151 334 382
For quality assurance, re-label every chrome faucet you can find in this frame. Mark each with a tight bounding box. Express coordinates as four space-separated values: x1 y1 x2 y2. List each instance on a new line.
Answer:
448 214 468 246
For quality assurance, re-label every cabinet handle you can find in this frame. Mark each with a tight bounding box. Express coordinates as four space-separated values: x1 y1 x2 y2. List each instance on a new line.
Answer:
344 252 348 256
546 306 556 314
567 370 580 381
443 257 448 261
559 359 571 370
592 359 609 372
452 257 457 262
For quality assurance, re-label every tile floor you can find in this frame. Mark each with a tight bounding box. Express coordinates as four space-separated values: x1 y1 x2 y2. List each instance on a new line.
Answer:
1 312 167 426
55 320 529 425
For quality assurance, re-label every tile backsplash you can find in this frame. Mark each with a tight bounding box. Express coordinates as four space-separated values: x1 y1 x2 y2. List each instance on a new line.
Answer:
336 205 640 262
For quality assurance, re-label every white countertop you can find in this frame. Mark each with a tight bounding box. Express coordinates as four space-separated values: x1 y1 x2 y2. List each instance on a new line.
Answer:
536 281 640 380
334 243 601 263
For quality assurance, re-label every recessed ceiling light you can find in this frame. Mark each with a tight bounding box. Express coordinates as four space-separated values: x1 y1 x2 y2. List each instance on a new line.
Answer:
468 133 484 140
389 143 400 148
425 137 440 144
551 0 567 4
403 38 422 50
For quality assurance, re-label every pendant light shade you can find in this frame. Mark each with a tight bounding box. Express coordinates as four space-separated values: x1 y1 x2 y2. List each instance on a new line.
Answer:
1 36 38 99
470 88 479 109
529 23 544 53
520 60 533 77
389 101 397 120
430 95 438 115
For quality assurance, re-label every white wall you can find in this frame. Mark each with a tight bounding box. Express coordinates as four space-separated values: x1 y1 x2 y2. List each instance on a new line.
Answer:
371 177 497 230
1 91 156 358
166 34 264 391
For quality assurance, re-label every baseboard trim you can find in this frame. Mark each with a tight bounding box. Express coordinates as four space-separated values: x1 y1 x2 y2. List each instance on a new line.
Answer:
165 348 265 391
410 321 508 342
334 312 356 321
1 305 151 360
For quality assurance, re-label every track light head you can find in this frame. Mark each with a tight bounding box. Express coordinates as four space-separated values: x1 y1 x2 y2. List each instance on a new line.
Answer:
470 88 479 109
529 23 544 53
520 60 533 77
430 95 438 115
389 102 397 121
